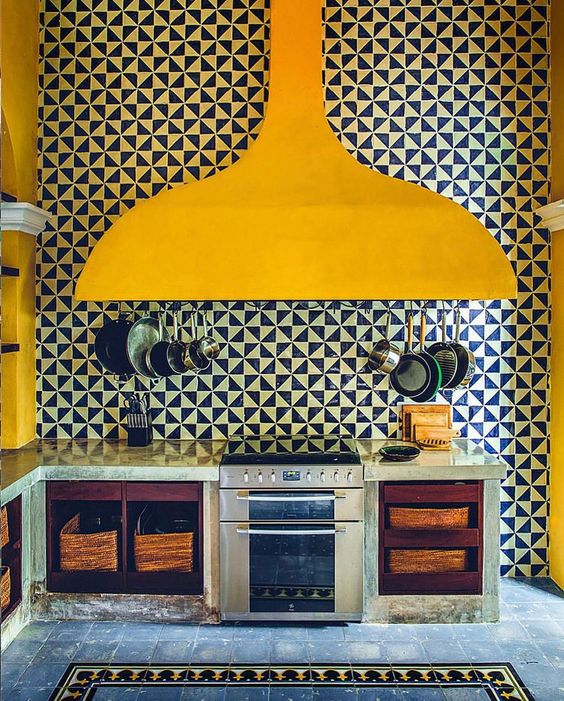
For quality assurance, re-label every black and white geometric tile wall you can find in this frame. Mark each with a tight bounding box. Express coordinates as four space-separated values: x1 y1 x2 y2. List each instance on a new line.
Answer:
37 1 550 576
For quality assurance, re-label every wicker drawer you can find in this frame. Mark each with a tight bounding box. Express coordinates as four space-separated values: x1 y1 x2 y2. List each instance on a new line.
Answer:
1 566 10 611
388 506 469 529
386 548 468 574
60 514 119 572
133 532 194 572
1 506 8 548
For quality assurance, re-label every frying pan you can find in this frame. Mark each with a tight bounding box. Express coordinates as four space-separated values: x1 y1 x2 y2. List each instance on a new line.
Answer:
127 311 170 379
146 311 175 378
411 308 442 402
428 302 458 388
148 306 191 377
390 309 433 399
94 306 135 376
367 308 402 374
444 304 476 390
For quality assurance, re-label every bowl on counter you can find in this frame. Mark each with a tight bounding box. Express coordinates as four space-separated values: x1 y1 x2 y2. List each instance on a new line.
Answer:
379 445 420 462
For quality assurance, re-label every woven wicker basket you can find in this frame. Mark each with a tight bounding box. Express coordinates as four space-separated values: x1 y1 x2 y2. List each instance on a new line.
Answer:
389 506 470 530
1 566 11 611
1 506 9 548
60 513 118 572
134 532 194 572
387 548 468 574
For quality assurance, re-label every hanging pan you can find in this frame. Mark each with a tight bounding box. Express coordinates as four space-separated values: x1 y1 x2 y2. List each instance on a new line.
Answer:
183 313 211 373
411 306 442 402
390 306 434 399
367 306 402 374
443 303 476 390
428 301 458 388
127 308 170 379
94 303 135 377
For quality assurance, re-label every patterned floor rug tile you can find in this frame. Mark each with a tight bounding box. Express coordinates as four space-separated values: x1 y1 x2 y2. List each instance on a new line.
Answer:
47 663 535 700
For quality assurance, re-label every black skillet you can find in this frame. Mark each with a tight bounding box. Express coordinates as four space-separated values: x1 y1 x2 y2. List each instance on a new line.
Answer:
444 304 476 390
411 309 442 402
94 306 135 376
428 303 458 388
390 309 433 399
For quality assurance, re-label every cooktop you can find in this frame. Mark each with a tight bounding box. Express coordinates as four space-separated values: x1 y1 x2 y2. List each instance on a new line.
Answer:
221 435 361 466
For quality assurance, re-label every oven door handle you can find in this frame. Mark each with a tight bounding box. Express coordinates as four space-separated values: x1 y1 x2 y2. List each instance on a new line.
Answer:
236 525 347 536
235 491 347 501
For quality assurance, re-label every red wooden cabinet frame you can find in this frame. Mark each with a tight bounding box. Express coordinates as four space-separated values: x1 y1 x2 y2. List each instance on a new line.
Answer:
1 494 22 619
378 481 483 596
47 481 203 596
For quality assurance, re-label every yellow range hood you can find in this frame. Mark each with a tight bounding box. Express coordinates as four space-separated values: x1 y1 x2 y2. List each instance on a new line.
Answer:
75 0 516 302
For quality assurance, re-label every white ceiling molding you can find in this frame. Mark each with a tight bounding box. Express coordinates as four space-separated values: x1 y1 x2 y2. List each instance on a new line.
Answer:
0 201 51 236
536 199 564 233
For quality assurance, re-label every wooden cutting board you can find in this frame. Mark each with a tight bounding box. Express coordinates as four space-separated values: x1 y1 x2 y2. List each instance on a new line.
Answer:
400 404 452 441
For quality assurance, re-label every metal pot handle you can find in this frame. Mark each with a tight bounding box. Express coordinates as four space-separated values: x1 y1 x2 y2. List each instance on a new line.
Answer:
441 300 447 343
455 302 461 344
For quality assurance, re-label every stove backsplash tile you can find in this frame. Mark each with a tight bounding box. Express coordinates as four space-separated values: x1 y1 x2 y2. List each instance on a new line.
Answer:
37 1 549 576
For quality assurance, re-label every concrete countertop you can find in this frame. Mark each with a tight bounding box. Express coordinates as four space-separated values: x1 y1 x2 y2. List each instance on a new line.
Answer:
358 438 507 481
1 439 227 504
1 437 507 504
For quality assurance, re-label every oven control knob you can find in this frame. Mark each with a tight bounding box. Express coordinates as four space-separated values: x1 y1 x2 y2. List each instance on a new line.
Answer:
243 470 249 484
320 470 326 483
347 471 353 483
306 471 312 482
257 471 263 484
333 471 340 482
271 471 276 483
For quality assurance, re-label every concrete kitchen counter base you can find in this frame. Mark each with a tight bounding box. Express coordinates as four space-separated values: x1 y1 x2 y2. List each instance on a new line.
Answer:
361 440 506 625
1 437 507 643
1 440 224 650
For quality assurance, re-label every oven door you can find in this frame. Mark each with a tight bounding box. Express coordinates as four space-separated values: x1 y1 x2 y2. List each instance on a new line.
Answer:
220 489 363 522
220 521 363 621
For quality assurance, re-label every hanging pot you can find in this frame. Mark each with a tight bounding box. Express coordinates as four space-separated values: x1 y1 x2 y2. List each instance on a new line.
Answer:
367 308 401 374
183 314 211 373
94 305 135 376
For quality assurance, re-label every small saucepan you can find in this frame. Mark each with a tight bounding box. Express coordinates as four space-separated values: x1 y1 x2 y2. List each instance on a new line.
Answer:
367 308 401 374
197 310 220 360
94 305 135 376
183 314 211 373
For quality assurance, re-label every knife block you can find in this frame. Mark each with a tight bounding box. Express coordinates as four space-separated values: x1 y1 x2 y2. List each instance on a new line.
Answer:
126 412 153 447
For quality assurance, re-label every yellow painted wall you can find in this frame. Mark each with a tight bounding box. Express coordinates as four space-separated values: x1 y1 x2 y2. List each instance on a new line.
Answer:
1 0 40 202
550 0 564 589
553 1 564 201
1 0 40 448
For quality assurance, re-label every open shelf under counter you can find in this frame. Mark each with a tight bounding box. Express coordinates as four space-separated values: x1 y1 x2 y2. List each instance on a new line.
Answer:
47 480 204 596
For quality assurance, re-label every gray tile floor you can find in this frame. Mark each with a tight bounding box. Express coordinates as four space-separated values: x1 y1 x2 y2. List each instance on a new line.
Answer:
2 578 563 700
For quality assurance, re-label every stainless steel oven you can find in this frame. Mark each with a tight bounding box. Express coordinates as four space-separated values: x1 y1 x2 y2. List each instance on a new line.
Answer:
219 436 364 622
